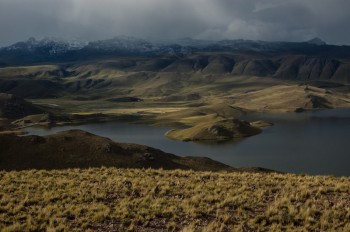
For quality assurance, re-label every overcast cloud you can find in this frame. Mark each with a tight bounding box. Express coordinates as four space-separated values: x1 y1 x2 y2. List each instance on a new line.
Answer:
0 0 349 46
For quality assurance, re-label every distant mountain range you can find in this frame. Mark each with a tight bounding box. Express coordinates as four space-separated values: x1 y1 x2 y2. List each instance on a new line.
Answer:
1 36 350 66
0 36 349 86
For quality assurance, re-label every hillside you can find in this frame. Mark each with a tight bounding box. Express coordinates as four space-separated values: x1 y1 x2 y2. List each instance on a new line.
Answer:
0 129 233 171
0 168 349 231
1 54 349 87
227 85 350 112
0 93 44 118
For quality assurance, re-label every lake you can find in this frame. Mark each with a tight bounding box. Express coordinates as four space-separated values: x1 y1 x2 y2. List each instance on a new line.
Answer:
25 108 350 176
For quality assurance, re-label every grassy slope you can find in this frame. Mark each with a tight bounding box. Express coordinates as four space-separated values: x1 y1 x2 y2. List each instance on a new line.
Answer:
0 168 349 231
227 85 350 112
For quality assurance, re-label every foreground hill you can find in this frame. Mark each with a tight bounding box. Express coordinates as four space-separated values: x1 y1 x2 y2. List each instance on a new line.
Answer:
0 168 349 231
0 129 232 171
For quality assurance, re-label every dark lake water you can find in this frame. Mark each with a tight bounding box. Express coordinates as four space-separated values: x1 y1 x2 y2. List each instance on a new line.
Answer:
25 108 350 176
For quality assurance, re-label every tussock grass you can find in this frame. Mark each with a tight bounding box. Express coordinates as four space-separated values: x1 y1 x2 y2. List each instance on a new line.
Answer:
0 168 349 231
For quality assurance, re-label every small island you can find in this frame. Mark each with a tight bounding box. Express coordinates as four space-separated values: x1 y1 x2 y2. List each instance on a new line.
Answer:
166 118 262 142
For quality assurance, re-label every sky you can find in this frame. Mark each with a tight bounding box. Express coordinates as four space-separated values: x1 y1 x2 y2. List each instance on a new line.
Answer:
0 0 349 46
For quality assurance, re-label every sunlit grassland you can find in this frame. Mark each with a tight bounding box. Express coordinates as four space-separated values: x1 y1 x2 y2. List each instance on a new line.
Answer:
0 168 349 231
29 97 190 115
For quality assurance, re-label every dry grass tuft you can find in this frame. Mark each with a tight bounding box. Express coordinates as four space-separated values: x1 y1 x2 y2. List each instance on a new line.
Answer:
0 168 349 231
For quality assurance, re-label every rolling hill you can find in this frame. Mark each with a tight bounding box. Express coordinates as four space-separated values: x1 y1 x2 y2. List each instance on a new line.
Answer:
0 129 233 171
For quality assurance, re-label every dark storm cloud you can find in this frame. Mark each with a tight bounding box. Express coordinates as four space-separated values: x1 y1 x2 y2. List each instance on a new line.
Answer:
0 0 349 46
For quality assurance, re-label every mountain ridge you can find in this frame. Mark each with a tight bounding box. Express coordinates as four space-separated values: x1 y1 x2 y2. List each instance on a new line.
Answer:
1 36 350 65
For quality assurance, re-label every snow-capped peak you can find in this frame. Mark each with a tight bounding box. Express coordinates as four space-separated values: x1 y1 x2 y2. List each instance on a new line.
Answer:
306 37 327 46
